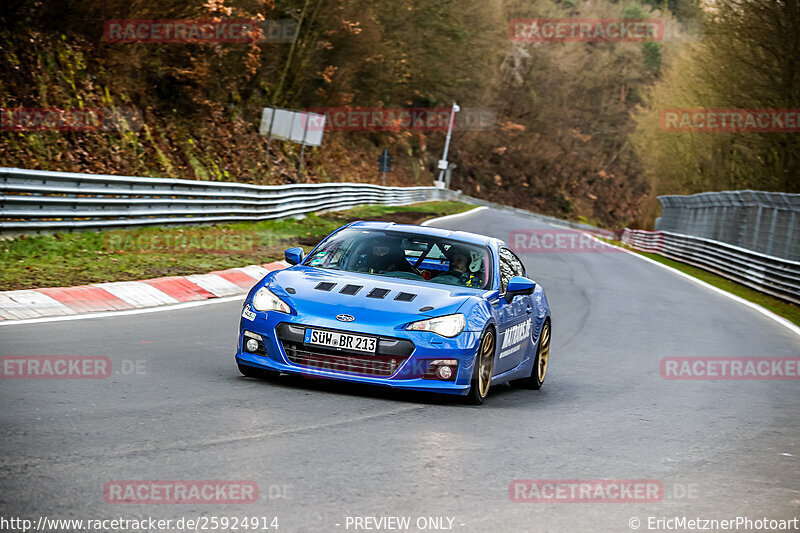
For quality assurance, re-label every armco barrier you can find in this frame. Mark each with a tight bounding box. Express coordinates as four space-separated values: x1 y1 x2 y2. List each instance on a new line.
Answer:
3 167 797 305
656 191 800 262
0 167 456 234
623 229 800 305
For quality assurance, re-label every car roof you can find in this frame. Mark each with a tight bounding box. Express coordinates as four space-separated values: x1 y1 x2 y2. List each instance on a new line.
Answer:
346 220 499 247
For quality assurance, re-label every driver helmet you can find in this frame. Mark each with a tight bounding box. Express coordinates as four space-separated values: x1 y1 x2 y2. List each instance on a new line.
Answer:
445 244 472 272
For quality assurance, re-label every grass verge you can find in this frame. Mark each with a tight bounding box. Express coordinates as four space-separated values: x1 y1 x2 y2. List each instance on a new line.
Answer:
607 240 800 327
1 201 476 290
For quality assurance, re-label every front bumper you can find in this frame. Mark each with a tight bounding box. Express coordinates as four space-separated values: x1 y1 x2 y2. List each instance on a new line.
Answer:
234 308 481 395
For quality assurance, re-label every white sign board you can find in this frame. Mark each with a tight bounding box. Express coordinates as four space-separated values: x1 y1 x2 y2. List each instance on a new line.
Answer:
299 112 325 147
260 107 325 147
258 108 272 136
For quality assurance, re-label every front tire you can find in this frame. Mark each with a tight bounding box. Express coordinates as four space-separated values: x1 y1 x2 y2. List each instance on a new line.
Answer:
464 327 496 405
513 320 550 390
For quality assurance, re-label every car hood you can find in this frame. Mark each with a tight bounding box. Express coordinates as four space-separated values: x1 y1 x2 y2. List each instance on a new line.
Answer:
264 266 482 330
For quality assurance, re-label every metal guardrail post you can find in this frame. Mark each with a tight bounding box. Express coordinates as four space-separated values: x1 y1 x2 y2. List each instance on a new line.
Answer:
766 207 778 257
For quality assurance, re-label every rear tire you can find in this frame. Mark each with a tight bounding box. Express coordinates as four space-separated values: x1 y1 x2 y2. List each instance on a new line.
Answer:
464 327 496 405
513 320 550 390
238 363 280 380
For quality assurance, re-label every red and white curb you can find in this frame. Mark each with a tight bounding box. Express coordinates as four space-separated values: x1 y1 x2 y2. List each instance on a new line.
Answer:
0 207 488 325
0 261 288 322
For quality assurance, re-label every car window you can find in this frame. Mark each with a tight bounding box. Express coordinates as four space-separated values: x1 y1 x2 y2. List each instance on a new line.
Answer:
305 229 492 289
306 231 358 270
508 248 525 277
499 247 525 292
499 254 514 293
426 242 448 261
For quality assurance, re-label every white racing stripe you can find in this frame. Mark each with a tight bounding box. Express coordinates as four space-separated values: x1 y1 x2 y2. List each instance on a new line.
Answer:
0 264 283 325
0 290 77 320
236 265 272 280
0 295 246 327
187 274 246 297
499 344 523 359
420 205 487 226
94 281 180 307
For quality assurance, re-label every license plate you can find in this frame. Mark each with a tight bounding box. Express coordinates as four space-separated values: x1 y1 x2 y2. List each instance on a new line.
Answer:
304 329 377 353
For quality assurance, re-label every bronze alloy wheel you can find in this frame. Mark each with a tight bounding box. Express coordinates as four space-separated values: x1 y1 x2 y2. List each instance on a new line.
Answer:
511 319 551 390
465 327 496 405
477 329 495 398
537 322 551 383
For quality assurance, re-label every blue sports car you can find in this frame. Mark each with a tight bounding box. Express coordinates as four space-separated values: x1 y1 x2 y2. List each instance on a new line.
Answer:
235 221 551 404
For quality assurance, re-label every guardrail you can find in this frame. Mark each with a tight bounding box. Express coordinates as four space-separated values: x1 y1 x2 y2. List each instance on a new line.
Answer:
656 191 800 261
622 229 800 305
0 167 455 234
4 167 797 305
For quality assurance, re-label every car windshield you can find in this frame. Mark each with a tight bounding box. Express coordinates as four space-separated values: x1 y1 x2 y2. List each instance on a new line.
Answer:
304 229 492 289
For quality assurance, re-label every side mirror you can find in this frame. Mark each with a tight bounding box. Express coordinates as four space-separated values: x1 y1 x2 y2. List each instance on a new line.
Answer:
284 247 305 266
505 276 536 302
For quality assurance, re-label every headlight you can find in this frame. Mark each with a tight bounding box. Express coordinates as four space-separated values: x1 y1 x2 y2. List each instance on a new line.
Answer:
251 287 291 313
407 313 466 337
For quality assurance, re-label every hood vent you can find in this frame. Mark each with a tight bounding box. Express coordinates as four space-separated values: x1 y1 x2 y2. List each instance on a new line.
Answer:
367 288 391 299
314 282 336 292
394 292 417 302
340 284 363 295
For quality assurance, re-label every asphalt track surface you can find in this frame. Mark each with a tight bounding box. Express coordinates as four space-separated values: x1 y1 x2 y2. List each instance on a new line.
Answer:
1 207 799 533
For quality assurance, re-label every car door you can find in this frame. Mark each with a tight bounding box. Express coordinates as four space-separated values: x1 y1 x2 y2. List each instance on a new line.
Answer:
493 247 534 374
